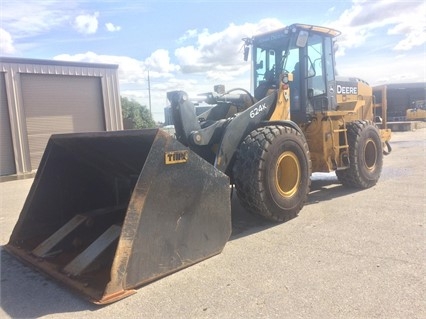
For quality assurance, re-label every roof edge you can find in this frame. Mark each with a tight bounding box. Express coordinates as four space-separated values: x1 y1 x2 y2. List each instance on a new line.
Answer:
0 56 119 69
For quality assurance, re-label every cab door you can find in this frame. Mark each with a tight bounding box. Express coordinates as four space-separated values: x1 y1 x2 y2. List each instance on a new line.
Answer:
305 34 337 113
290 33 337 123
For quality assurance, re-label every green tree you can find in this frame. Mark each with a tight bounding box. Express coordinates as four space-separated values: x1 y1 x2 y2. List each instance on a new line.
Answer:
121 96 155 129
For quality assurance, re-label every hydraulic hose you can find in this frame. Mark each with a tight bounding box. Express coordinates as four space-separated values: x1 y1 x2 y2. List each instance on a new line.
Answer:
383 141 392 155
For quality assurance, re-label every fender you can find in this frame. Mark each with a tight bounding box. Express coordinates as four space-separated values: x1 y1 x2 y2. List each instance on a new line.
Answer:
262 120 305 137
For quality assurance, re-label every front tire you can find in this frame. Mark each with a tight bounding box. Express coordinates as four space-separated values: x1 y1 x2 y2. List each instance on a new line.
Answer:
233 125 311 222
336 120 383 188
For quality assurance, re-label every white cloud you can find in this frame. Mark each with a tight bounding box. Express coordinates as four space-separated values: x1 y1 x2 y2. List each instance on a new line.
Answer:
174 45 203 72
53 50 180 84
177 29 198 43
0 28 15 54
145 49 180 75
74 12 99 35
1 1 74 37
105 22 121 32
387 18 426 51
54 51 147 83
174 18 284 81
330 0 426 55
337 51 425 85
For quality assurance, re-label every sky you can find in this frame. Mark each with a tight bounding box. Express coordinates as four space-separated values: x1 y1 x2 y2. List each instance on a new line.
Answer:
1 0 425 122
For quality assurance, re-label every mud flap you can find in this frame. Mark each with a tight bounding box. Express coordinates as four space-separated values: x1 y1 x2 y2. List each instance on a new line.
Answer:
4 129 231 304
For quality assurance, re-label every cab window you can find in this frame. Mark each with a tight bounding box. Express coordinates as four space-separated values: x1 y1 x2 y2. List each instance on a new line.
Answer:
254 48 277 100
254 47 276 88
306 34 326 98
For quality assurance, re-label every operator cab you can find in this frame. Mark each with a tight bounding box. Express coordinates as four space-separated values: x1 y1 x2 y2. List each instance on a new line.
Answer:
246 24 341 123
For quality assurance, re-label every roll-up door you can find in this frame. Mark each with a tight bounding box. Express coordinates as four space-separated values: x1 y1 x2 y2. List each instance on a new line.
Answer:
21 74 105 170
0 73 16 176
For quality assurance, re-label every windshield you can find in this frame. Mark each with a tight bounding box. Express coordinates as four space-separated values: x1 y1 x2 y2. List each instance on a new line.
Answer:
253 33 299 99
251 26 338 116
253 33 298 98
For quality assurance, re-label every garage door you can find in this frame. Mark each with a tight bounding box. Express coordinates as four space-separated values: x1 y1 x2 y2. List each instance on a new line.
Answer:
21 74 106 170
0 73 16 176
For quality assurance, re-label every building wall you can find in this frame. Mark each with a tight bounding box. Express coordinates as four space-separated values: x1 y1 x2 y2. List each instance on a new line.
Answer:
373 83 426 120
0 57 123 176
0 73 16 175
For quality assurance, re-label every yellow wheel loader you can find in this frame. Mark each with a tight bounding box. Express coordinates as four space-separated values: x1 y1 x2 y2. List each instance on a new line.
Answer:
168 24 391 220
5 23 391 304
406 100 426 121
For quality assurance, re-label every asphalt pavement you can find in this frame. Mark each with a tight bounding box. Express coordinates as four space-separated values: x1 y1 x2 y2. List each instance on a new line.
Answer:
0 129 425 319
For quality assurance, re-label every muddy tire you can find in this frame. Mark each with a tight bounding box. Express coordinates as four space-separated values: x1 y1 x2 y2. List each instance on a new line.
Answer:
336 120 383 188
233 125 311 222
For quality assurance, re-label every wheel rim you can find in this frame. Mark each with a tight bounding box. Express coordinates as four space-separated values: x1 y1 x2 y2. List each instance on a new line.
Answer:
364 138 378 171
275 151 300 197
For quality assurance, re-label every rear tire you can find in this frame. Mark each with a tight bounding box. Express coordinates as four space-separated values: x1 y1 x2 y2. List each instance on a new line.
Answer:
336 120 383 188
233 125 311 222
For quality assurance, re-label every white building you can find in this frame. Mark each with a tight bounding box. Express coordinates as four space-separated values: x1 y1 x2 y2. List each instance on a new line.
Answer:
0 57 123 176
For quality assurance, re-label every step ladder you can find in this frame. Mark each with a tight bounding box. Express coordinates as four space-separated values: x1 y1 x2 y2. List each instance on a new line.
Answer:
328 116 349 169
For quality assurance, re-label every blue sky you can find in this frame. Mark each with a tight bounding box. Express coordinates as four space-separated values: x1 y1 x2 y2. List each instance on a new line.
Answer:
1 0 425 121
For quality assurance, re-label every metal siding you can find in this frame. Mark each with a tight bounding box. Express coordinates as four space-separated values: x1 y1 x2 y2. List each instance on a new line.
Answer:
0 73 16 175
21 74 106 170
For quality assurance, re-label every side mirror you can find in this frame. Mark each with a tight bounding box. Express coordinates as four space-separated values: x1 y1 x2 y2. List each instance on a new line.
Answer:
242 37 252 61
244 46 250 61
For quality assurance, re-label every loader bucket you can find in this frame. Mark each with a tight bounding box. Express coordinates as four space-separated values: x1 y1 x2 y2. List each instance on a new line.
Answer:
4 129 231 304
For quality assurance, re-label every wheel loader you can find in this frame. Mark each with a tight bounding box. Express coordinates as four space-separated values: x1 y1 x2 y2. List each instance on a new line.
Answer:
406 100 426 121
5 23 391 304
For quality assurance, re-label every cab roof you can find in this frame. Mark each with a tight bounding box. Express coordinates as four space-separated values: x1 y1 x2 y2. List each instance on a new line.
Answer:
293 23 341 37
251 23 341 45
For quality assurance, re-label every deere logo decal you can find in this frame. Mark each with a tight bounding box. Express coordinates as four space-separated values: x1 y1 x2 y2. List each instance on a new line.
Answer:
165 150 189 164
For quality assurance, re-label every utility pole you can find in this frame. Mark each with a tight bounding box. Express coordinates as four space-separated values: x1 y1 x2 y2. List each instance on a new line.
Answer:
147 70 152 118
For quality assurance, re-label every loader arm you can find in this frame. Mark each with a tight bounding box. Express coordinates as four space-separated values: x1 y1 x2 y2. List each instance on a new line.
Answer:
168 90 278 174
